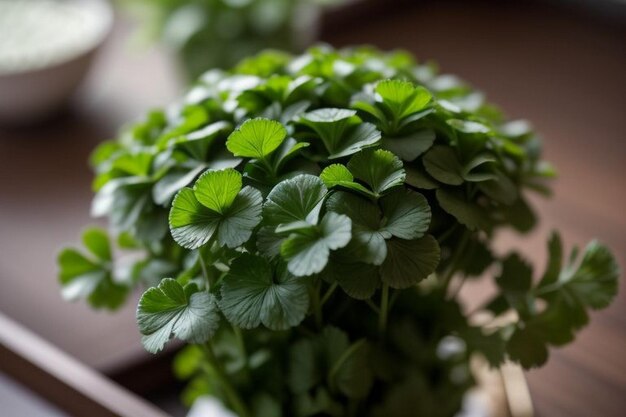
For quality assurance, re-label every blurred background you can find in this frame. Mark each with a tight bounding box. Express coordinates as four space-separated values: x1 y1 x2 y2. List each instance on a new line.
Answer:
0 0 624 416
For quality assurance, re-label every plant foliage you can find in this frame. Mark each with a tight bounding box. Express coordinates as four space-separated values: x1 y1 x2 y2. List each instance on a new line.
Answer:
59 45 619 417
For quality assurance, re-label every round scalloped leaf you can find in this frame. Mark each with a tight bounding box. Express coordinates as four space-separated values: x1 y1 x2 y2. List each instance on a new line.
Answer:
193 168 242 214
326 191 387 265
137 279 219 353
281 212 352 276
219 254 309 330
263 174 327 226
423 146 464 186
436 188 492 231
226 118 288 159
348 149 406 196
380 236 441 289
380 189 431 240
375 79 432 120
382 129 436 161
169 181 262 249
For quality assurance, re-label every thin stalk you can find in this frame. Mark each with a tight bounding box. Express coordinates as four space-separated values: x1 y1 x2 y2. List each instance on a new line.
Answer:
198 249 211 289
365 299 381 314
231 325 250 381
327 339 367 393
198 237 216 289
320 282 338 306
310 281 323 329
441 230 470 292
378 283 390 334
389 288 401 309
232 325 247 358
200 342 251 417
437 223 459 244
534 282 561 296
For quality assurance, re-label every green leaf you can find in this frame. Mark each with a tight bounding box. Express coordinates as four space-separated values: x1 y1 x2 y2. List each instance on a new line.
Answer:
319 164 373 197
460 326 506 367
218 186 264 246
288 338 320 394
375 79 432 120
326 191 387 265
321 257 380 299
137 279 219 353
447 119 490 134
382 129 435 161
380 189 431 240
82 227 111 261
273 137 310 170
193 168 241 214
501 196 536 233
478 169 517 205
281 212 352 276
380 236 441 289
300 108 381 159
263 174 327 226
436 188 491 231
152 164 207 206
507 322 549 369
289 326 373 403
58 228 127 310
169 188 220 249
348 149 406 196
456 237 494 277
496 253 534 316
173 121 231 161
112 151 153 177
505 237 619 369
302 107 356 124
548 240 619 310
329 122 381 159
219 254 309 330
538 232 563 287
169 169 262 249
226 118 287 159
405 164 439 190
423 146 464 186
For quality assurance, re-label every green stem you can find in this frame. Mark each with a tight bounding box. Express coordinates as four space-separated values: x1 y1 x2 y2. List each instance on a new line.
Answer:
260 157 277 179
201 342 251 417
198 235 217 290
365 299 380 314
198 249 211 289
378 283 390 335
437 223 458 244
232 325 251 384
232 325 246 358
534 282 561 296
320 282 338 306
327 339 367 393
441 230 470 292
310 281 323 329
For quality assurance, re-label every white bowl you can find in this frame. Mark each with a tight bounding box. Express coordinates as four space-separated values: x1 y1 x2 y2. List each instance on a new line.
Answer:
0 0 113 125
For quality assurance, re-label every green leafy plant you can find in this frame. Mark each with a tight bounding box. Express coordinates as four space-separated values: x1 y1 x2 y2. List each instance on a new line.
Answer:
58 46 620 416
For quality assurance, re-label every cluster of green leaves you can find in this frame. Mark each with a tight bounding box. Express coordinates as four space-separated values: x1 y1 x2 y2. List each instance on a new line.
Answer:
59 45 619 417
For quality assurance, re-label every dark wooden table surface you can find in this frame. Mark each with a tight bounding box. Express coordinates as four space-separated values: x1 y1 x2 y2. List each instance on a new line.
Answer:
0 1 624 415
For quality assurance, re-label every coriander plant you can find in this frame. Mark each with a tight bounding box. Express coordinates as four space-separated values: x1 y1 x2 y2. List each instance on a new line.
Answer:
59 46 620 417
